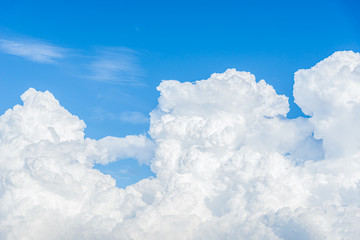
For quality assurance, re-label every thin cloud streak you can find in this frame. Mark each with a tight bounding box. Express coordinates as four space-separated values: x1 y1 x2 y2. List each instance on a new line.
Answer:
0 35 145 85
0 38 66 63
87 47 144 84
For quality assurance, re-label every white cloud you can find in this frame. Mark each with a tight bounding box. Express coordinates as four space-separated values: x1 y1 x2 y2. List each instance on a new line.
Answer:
0 39 66 63
1 51 360 239
294 51 360 159
87 47 143 84
97 135 155 165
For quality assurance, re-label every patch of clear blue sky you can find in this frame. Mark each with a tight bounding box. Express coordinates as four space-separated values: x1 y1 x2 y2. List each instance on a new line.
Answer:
0 0 359 187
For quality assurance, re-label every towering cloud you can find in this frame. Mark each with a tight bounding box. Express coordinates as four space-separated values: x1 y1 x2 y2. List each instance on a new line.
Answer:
0 51 360 239
294 51 360 159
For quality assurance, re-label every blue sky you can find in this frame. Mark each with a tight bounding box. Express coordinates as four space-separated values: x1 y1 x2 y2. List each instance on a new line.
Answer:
1 0 359 187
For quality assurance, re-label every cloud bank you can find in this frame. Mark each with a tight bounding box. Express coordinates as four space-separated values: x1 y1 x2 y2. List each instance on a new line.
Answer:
1 51 360 239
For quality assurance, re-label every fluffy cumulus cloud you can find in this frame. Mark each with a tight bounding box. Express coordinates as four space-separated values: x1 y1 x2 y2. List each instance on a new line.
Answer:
294 51 360 159
1 51 360 239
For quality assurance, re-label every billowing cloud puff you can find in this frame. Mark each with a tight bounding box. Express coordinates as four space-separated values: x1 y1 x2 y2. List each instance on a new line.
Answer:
1 51 360 239
97 135 155 165
294 51 360 158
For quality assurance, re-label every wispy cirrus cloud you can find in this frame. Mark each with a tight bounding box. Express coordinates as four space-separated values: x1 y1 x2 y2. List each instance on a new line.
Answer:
0 38 66 63
0 34 145 84
87 47 143 84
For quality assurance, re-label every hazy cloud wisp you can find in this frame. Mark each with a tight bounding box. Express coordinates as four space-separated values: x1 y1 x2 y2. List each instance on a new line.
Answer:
87 47 143 84
0 39 65 63
0 37 144 85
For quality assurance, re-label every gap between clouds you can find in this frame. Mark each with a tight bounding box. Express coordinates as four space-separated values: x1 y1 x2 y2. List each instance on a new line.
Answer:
90 107 149 125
